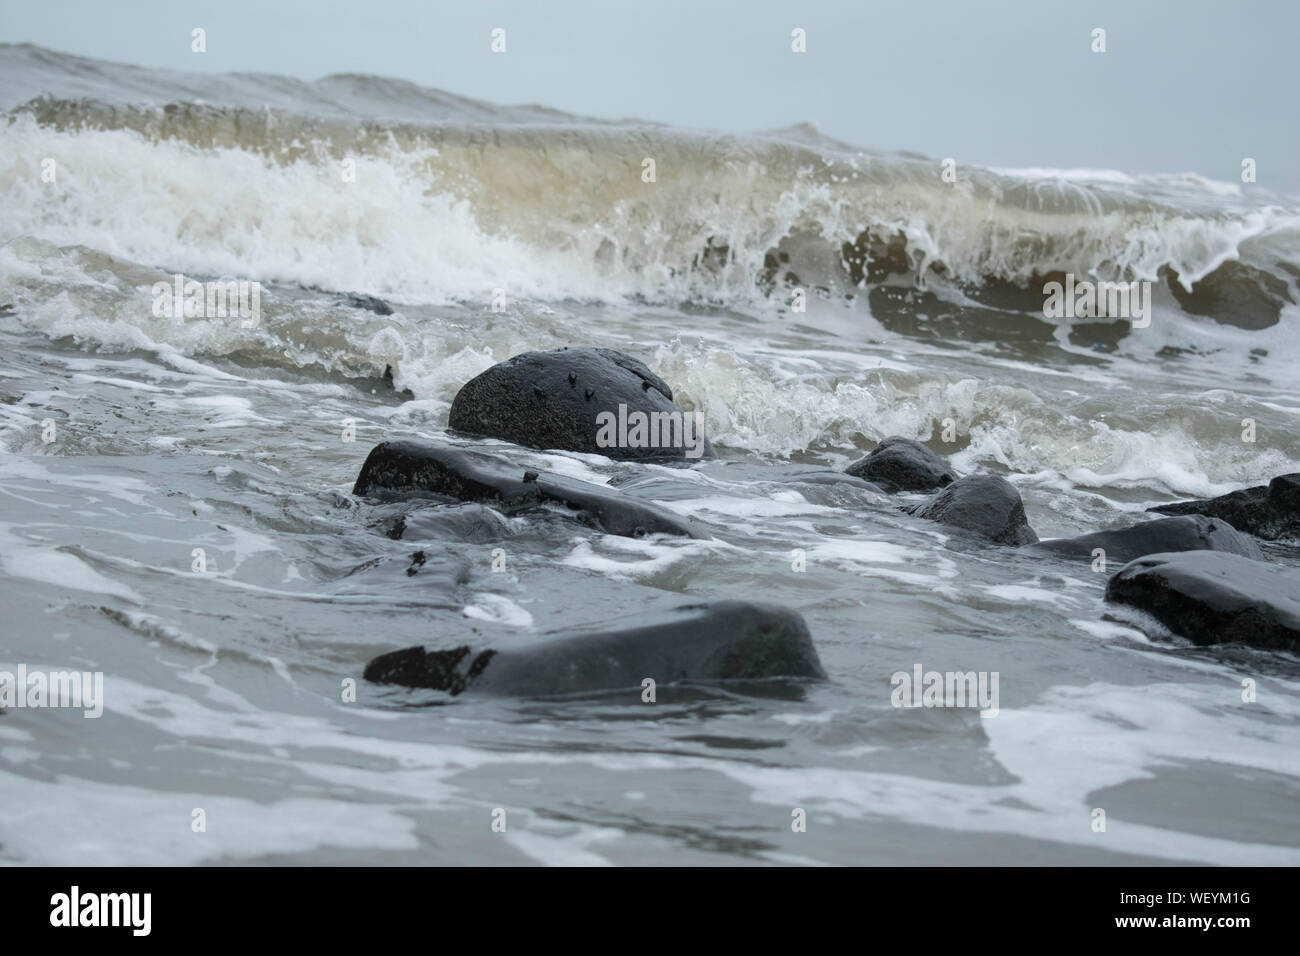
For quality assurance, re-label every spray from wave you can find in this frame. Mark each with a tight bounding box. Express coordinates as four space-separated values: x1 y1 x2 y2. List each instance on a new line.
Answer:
3 44 1299 313
2 43 1299 486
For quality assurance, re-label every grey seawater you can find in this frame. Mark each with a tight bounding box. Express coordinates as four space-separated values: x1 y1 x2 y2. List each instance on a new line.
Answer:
2 298 1299 866
2 45 1300 865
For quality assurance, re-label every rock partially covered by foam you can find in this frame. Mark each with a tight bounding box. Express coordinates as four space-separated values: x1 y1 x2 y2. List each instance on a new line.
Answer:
353 440 709 539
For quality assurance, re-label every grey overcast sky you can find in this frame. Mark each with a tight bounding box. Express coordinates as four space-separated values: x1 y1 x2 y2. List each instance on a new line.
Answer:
3 0 1297 192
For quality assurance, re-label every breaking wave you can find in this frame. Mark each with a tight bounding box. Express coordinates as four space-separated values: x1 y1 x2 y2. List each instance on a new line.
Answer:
3 45 1299 313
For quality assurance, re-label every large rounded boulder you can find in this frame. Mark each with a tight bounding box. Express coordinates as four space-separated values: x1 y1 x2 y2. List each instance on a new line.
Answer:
909 475 1038 546
448 348 714 461
845 436 957 492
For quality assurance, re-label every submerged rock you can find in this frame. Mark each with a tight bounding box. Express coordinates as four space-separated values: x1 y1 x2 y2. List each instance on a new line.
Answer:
363 600 826 696
448 347 714 461
782 469 882 491
1029 515 1263 564
845 436 957 492
1148 474 1300 541
909 475 1038 545
352 440 709 539
341 293 394 315
1105 551 1300 652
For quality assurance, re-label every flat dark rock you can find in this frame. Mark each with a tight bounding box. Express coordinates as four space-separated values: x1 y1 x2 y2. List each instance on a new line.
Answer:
1105 551 1300 652
909 474 1038 545
448 347 714 461
845 436 956 492
1148 474 1300 541
364 600 827 696
353 440 709 539
1029 515 1263 565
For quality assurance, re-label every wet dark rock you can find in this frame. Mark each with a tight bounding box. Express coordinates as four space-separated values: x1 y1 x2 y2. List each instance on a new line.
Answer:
909 475 1038 545
841 228 911 285
1067 319 1131 353
962 271 1071 313
1148 474 1300 541
352 440 709 539
1105 551 1300 652
373 364 414 400
363 600 826 696
1028 515 1263 564
448 348 714 461
368 645 498 695
342 293 394 315
1166 261 1292 331
845 436 956 493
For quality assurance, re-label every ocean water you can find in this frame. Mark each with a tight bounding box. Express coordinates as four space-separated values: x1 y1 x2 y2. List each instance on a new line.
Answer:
1 43 1299 865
